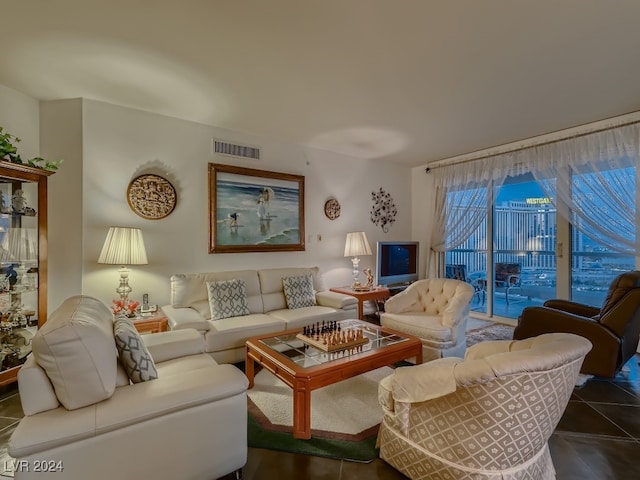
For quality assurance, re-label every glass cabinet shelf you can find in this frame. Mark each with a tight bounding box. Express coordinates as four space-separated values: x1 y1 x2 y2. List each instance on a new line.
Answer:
0 162 52 386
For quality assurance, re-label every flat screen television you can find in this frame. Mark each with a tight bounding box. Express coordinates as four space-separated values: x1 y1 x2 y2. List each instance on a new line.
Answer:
376 241 419 287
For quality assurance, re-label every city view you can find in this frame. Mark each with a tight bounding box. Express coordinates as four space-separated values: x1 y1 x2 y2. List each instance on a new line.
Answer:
445 178 636 319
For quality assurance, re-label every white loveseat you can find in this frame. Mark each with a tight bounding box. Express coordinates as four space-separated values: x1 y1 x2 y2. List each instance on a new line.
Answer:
163 266 358 364
9 295 249 480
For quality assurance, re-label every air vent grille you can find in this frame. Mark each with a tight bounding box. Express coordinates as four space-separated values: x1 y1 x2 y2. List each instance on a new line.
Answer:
213 139 260 160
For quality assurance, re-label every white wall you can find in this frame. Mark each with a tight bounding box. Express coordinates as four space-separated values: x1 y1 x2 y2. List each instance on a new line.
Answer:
40 99 84 309
37 99 413 309
0 84 39 158
411 165 436 278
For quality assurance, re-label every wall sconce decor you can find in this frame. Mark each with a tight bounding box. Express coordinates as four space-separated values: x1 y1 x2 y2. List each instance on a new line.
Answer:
370 187 397 233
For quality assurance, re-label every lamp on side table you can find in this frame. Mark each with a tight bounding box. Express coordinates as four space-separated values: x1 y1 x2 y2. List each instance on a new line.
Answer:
98 226 148 302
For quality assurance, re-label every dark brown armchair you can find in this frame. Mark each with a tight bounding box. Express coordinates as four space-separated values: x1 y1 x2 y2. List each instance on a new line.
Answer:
513 270 640 378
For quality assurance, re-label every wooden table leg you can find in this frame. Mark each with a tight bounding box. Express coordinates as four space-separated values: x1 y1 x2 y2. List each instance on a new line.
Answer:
415 347 424 365
292 378 311 439
357 299 364 320
245 350 255 389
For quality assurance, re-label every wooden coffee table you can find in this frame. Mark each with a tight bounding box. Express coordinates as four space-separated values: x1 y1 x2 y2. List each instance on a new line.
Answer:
245 319 423 439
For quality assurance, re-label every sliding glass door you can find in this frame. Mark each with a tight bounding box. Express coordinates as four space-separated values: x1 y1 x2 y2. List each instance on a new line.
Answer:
445 165 637 321
445 174 558 319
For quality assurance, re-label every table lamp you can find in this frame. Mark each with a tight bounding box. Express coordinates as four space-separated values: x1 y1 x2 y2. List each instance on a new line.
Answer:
98 226 148 302
344 231 372 290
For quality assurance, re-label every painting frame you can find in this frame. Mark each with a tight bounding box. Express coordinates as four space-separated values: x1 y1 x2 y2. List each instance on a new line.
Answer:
208 163 305 253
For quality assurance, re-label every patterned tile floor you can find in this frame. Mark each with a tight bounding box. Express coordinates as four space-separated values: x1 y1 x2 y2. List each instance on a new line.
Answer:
1 350 639 479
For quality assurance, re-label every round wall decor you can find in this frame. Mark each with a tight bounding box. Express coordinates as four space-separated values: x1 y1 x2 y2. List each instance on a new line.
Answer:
127 174 177 220
324 198 341 220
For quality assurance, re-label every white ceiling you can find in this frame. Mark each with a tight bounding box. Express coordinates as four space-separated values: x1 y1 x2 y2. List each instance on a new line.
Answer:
3 0 640 166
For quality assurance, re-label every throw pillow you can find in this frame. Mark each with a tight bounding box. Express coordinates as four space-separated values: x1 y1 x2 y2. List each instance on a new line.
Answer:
282 274 317 309
113 318 158 383
206 278 251 320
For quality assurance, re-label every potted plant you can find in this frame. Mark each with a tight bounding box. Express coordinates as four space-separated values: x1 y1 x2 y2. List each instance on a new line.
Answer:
0 126 63 171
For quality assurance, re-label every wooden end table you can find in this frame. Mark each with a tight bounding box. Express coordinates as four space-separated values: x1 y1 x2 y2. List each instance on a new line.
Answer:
329 286 390 320
245 319 422 439
132 309 169 334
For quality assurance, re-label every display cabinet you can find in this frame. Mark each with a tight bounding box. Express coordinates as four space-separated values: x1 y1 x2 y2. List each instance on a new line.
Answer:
0 162 53 386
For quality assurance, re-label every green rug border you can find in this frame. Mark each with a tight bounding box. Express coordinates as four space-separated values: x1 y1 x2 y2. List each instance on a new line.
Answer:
247 413 379 463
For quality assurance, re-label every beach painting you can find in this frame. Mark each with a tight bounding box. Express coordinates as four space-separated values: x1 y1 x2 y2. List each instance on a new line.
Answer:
209 163 305 253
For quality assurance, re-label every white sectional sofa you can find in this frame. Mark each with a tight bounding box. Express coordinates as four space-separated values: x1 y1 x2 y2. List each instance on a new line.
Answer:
162 266 358 363
9 295 248 480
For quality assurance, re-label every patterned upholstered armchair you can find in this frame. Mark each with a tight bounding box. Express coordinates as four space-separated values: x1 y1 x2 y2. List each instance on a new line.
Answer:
377 333 592 480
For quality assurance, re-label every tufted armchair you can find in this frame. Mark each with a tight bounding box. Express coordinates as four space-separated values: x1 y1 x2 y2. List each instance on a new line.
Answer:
377 333 592 480
380 278 475 361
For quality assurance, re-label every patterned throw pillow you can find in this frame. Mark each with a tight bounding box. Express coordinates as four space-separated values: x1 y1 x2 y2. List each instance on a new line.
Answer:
282 274 317 309
113 318 158 383
206 278 251 320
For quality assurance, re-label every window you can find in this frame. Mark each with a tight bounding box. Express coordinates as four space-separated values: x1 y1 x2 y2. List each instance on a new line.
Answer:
446 175 558 319
570 165 636 305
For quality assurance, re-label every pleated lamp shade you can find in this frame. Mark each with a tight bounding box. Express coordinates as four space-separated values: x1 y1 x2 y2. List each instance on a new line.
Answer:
344 231 372 257
98 227 148 265
2 228 38 263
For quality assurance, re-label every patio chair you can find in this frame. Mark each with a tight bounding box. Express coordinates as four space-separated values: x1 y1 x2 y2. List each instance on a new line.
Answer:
494 262 522 304
444 264 485 304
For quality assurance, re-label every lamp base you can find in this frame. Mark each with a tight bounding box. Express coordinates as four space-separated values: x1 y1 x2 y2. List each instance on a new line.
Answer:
116 266 132 302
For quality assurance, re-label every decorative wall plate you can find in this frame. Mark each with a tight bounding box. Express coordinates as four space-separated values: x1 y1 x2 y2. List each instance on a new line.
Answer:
324 198 341 220
127 174 177 220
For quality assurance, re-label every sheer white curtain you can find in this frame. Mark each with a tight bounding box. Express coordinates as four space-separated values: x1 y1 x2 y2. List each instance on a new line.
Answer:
426 120 640 276
505 123 639 255
427 158 511 277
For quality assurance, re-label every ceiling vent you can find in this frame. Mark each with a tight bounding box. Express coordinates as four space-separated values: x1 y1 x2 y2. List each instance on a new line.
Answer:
213 139 261 160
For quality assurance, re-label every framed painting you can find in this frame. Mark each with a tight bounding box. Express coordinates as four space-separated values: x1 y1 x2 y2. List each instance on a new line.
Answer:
209 163 305 253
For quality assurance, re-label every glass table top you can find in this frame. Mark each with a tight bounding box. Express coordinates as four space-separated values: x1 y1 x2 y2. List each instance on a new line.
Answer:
257 319 409 368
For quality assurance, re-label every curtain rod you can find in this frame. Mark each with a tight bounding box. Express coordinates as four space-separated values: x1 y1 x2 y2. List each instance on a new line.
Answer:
425 115 640 173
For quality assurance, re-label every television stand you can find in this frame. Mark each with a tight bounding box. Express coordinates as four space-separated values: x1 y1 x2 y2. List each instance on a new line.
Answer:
386 282 414 296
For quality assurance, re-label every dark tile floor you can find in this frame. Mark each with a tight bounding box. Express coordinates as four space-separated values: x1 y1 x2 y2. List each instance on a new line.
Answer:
1 355 639 479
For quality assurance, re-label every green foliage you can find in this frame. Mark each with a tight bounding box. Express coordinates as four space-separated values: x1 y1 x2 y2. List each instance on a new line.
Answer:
0 126 63 171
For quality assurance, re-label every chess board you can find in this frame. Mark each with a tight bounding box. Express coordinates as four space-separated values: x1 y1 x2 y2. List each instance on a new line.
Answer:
296 330 370 352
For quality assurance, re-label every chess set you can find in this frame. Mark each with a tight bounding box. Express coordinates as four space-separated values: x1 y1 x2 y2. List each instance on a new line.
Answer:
296 320 370 352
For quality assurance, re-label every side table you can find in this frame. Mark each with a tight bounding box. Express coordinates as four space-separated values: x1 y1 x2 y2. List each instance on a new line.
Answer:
132 309 169 334
329 286 390 320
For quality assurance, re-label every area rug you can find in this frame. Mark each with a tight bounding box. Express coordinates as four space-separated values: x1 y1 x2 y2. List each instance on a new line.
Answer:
466 321 515 347
247 367 392 462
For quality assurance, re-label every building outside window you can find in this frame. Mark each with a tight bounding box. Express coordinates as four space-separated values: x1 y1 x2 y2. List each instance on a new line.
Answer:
445 171 636 320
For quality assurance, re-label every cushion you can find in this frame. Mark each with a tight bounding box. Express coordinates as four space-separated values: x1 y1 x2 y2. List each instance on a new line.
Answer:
282 274 317 309
113 318 158 383
206 278 251 320
32 295 118 410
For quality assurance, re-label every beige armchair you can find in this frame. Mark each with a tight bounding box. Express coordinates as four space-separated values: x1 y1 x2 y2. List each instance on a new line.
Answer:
9 296 249 480
380 278 475 361
377 333 592 480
